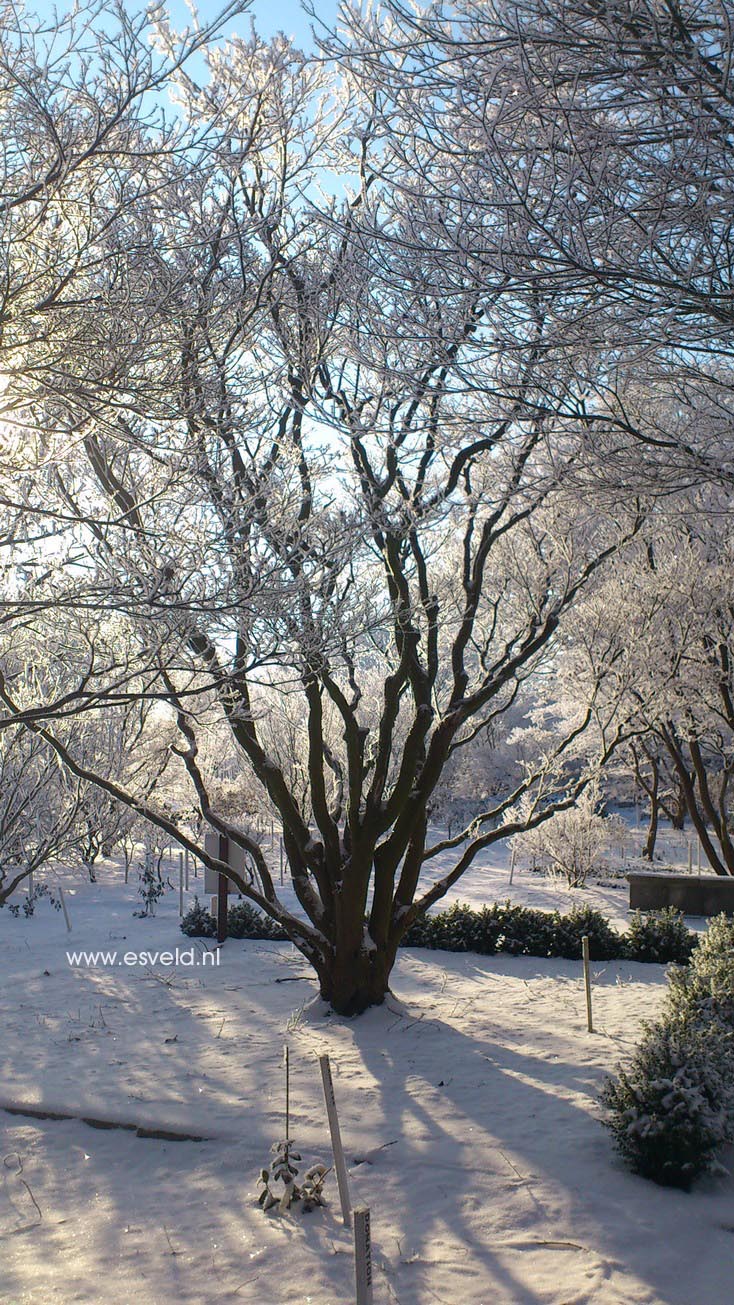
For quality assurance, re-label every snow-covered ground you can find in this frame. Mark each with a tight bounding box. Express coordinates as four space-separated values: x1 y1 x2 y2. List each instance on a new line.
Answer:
2 840 731 1304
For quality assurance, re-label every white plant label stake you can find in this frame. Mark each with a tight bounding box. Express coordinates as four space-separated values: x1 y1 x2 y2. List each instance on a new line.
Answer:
318 1053 352 1227
582 935 594 1033
284 1044 290 1142
353 1206 373 1305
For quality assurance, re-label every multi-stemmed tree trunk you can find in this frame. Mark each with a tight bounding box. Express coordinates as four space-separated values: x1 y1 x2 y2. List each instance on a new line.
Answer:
1 4 730 1010
629 741 690 861
658 723 734 877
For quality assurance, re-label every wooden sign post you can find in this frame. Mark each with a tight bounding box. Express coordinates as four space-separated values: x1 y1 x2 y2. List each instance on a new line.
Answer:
58 886 72 933
217 833 229 943
353 1206 373 1305
582 935 594 1033
318 1053 352 1227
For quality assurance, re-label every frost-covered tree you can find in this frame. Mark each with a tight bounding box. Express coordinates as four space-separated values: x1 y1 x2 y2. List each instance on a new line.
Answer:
513 789 627 886
339 1 734 395
0 20 653 1013
0 5 729 1012
0 726 82 906
563 510 734 873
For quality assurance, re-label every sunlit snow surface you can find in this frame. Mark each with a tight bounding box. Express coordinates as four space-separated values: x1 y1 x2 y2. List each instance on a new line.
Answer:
1 833 732 1304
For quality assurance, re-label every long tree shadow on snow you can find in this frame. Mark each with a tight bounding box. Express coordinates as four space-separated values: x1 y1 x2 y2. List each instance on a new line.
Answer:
326 949 734 1305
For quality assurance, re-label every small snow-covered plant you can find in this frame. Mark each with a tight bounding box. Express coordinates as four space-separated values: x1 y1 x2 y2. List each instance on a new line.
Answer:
227 900 286 940
133 857 167 917
299 1163 329 1212
514 791 627 887
665 913 734 1029
257 1142 329 1214
259 1139 301 1212
6 882 62 918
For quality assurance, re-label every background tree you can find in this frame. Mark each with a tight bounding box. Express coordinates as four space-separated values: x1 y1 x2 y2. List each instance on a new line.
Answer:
0 726 82 906
331 0 734 487
565 510 734 873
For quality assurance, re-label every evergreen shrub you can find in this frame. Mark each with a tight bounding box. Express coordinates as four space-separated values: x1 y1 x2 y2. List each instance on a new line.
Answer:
401 901 696 964
181 896 287 940
601 913 734 1188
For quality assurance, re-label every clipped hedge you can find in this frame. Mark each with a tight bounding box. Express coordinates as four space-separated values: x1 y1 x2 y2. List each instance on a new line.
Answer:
624 906 696 965
402 901 697 964
182 895 697 965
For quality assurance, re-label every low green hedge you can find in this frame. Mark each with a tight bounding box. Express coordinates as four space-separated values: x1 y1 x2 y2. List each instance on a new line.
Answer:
402 901 696 963
182 896 697 964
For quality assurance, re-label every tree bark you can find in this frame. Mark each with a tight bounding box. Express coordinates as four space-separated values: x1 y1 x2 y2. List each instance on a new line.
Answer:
642 757 659 861
316 939 396 1016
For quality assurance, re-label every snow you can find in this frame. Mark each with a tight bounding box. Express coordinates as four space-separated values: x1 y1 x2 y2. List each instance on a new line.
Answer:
2 841 732 1303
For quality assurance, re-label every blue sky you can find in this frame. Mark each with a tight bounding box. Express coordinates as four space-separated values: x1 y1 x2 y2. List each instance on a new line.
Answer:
232 0 339 45
163 0 340 46
29 1 341 48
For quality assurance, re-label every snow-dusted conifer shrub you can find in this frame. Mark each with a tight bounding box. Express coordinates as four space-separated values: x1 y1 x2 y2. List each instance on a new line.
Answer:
602 914 734 1187
600 1020 729 1188
227 900 287 940
180 898 287 940
665 914 734 1029
180 897 217 938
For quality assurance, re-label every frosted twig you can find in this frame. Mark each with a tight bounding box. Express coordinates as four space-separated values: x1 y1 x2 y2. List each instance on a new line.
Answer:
162 1223 179 1255
3 1152 42 1227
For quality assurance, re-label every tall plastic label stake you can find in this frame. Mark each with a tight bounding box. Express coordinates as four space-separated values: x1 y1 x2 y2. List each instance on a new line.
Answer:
319 1053 352 1227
